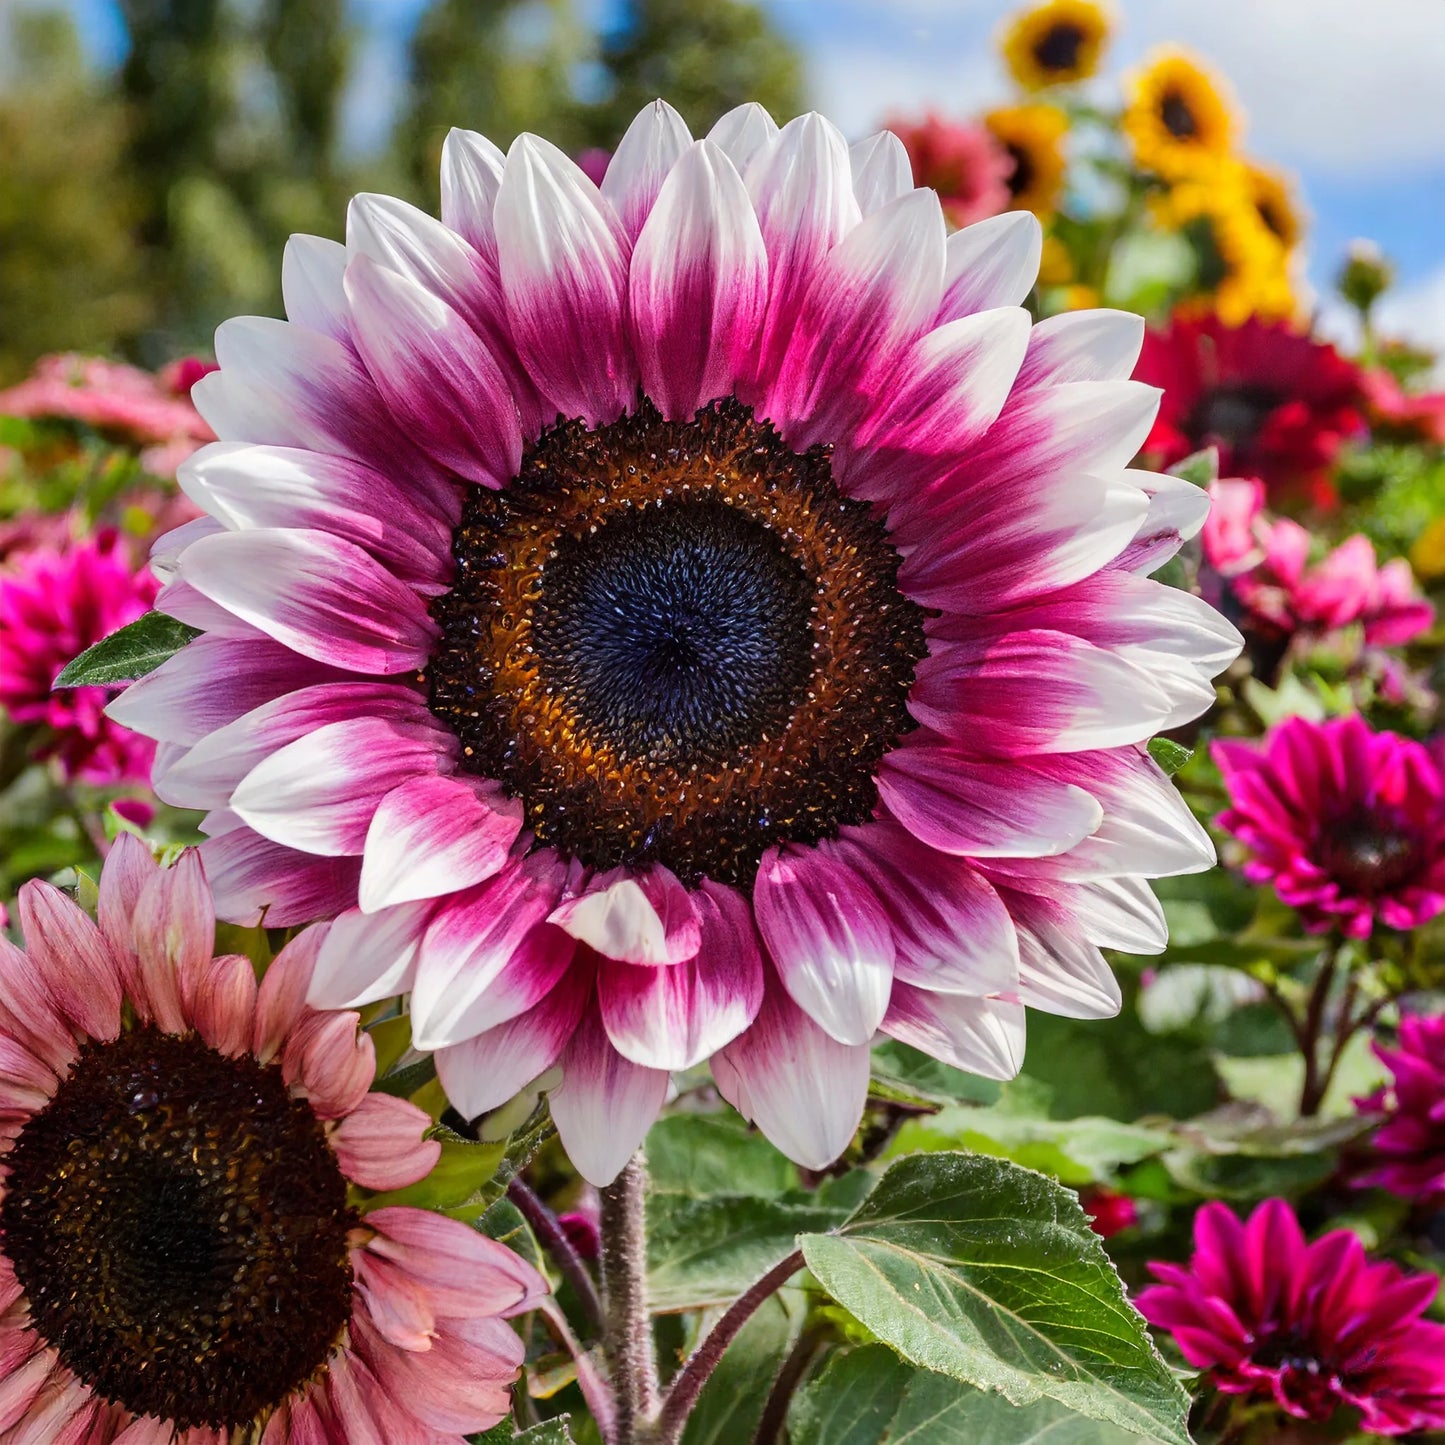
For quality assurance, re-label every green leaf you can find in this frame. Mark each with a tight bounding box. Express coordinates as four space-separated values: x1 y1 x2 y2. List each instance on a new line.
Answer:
798 1153 1191 1444
55 612 199 687
362 1125 505 1211
1145 738 1192 777
870 1039 1003 1108
1164 446 1218 487
647 1112 799 1198
468 1419 576 1443
788 1346 1148 1444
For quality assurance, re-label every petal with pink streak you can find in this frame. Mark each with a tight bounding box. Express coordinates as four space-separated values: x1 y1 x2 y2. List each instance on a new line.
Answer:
840 307 1032 503
495 134 636 426
1004 891 1123 1019
877 738 1102 857
308 899 433 1010
713 965 870 1170
352 1249 436 1351
359 774 522 913
282 233 351 342
602 99 692 239
130 850 215 1032
629 140 768 420
366 1205 549 1317
707 102 779 173
232 715 450 856
154 578 267 639
156 681 433 813
0 938 75 1075
1112 469 1215 575
936 211 1041 320
178 527 436 675
597 880 765 1070
548 866 701 965
330 1093 441 1191
18 880 123 1042
839 823 1019 997
551 1009 671 1186
192 953 259 1057
850 131 912 215
441 128 505 263
910 628 1175 753
179 442 456 585
0 1344 53 1434
282 1009 374 1119
754 840 895 1046
1017 308 1145 387
96 832 160 959
881 985 1026 1079
765 188 945 451
743 112 860 397
434 953 592 1119
893 472 1149 613
107 635 359 748
254 923 329 1063
346 254 522 488
199 825 363 928
411 856 571 1047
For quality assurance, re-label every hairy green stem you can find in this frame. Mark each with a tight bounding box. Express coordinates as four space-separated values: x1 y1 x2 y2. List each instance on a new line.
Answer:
599 1153 658 1443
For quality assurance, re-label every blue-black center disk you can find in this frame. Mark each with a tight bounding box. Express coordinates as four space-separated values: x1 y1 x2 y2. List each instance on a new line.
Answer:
533 497 816 764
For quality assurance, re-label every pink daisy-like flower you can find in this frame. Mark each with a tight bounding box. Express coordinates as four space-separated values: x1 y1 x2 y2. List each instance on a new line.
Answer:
0 531 158 785
1137 1198 1445 1436
887 113 1013 229
1214 714 1445 938
0 835 546 1442
1202 478 1434 649
114 100 1238 1184
1353 1012 1445 1201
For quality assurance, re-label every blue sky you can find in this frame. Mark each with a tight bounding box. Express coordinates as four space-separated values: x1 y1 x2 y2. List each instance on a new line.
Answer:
41 0 1445 350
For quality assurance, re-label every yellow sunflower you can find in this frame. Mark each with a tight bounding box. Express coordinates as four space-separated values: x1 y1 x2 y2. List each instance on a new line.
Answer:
1123 47 1240 180
1153 178 1296 325
1000 0 1113 91
984 103 1070 216
1240 158 1305 252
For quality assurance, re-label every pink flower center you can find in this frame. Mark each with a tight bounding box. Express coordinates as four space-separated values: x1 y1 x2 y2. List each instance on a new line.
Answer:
426 396 926 886
0 1026 356 1431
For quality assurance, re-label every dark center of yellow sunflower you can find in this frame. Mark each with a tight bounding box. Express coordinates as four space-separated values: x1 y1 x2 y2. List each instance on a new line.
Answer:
0 1026 356 1432
1160 90 1198 139
1004 142 1036 200
1318 810 1421 896
1257 196 1290 242
1034 21 1085 72
426 397 927 887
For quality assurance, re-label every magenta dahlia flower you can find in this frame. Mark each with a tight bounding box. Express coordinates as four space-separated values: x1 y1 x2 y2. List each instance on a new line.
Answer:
887 113 1013 229
1354 1012 1445 1200
0 531 158 785
114 100 1238 1183
1214 714 1445 937
1137 1198 1445 1435
0 835 545 1441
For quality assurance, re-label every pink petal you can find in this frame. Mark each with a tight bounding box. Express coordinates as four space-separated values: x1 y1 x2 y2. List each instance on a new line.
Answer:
199 825 363 927
330 1093 441 1191
17 880 123 1042
254 923 330 1063
282 1009 375 1120
130 850 215 1032
307 900 432 1010
937 211 1041 320
192 952 259 1057
881 985 1025 1078
602 99 692 239
547 866 701 965
96 831 161 957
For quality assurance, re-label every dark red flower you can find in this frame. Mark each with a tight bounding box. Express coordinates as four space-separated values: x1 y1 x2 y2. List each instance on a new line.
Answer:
1079 1185 1138 1238
1135 315 1365 506
1354 1013 1445 1201
1138 1198 1445 1436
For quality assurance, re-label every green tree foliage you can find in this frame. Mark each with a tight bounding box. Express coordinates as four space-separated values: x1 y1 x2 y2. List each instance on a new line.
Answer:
0 12 152 381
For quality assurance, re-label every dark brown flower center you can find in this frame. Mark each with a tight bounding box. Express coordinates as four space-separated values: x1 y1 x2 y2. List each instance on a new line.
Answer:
0 1026 356 1432
1034 21 1085 72
1005 142 1036 200
1319 810 1421 896
426 397 926 887
1160 90 1198 139
1191 384 1281 448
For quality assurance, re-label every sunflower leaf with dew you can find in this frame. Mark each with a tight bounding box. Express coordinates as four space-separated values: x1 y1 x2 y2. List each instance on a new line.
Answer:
798 1153 1192 1444
787 1344 1147 1445
54 610 199 687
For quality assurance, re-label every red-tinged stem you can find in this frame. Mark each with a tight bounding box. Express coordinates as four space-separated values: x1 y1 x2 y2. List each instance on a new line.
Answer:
507 1175 603 1330
537 1296 617 1442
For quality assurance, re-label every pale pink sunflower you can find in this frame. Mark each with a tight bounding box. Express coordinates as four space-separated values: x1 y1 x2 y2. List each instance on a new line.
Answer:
114 100 1238 1183
0 835 545 1442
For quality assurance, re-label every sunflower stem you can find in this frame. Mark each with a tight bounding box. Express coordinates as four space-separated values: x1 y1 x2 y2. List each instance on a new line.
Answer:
599 1152 658 1443
507 1175 603 1330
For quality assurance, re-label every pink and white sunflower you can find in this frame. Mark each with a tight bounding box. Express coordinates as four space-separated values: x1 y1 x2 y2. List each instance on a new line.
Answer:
113 100 1239 1184
0 836 546 1442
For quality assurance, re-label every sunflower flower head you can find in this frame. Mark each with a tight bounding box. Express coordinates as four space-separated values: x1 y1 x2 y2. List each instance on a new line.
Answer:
1241 157 1305 253
984 102 1070 216
0 837 547 1441
999 0 1113 91
1123 47 1240 181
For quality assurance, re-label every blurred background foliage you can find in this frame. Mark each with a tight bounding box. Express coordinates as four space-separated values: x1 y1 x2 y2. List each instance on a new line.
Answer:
0 0 804 381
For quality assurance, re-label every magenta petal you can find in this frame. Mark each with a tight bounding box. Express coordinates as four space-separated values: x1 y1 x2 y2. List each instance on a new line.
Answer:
551 1009 670 1186
198 825 362 928
602 99 692 240
629 140 768 420
597 881 764 1070
754 840 895 1046
359 774 522 912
